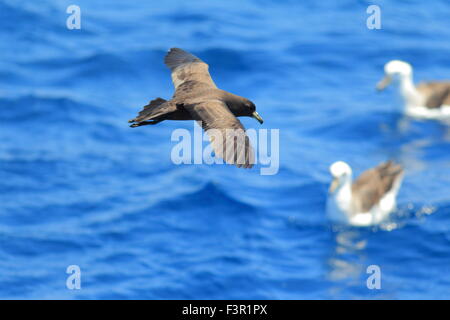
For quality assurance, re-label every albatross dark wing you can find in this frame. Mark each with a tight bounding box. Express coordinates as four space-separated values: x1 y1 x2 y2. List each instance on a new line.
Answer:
184 100 255 168
164 48 217 89
352 161 403 212
419 82 450 109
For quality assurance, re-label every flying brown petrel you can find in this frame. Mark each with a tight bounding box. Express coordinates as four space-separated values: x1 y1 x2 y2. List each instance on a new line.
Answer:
129 48 264 168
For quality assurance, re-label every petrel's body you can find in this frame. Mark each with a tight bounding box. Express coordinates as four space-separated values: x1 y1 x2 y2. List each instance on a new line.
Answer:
129 48 263 168
377 60 450 119
326 161 404 227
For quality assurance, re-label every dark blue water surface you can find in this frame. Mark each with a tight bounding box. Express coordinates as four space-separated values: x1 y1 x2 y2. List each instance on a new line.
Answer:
1 0 450 299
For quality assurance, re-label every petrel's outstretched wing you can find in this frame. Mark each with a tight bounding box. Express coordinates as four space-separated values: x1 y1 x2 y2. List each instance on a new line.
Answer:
184 99 255 168
164 48 217 89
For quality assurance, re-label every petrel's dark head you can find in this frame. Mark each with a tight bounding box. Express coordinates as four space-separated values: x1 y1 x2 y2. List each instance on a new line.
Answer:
242 99 263 124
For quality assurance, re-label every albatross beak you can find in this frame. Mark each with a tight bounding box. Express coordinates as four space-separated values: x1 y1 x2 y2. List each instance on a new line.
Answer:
252 111 264 124
329 178 339 194
376 75 392 91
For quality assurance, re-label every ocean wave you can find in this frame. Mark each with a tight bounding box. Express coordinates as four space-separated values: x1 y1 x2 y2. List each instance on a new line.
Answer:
0 93 105 122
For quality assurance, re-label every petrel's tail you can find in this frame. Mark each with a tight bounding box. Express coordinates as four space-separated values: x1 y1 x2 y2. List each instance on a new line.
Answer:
128 98 169 127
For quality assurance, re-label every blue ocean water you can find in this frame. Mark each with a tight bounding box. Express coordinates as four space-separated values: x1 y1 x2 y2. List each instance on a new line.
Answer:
1 0 450 299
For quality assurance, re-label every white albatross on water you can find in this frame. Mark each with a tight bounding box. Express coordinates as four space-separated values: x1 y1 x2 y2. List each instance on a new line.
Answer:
326 161 404 227
377 60 450 119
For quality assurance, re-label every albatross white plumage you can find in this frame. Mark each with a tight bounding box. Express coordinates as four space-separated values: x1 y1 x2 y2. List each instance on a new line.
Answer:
377 60 450 119
326 161 404 227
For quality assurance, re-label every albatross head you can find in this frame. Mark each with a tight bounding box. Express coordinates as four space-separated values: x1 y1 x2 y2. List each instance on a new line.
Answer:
329 161 352 194
377 60 413 91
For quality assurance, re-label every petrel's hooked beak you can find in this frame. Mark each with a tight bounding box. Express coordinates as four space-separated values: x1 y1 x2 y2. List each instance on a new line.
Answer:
376 75 392 91
329 177 339 194
252 111 264 124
